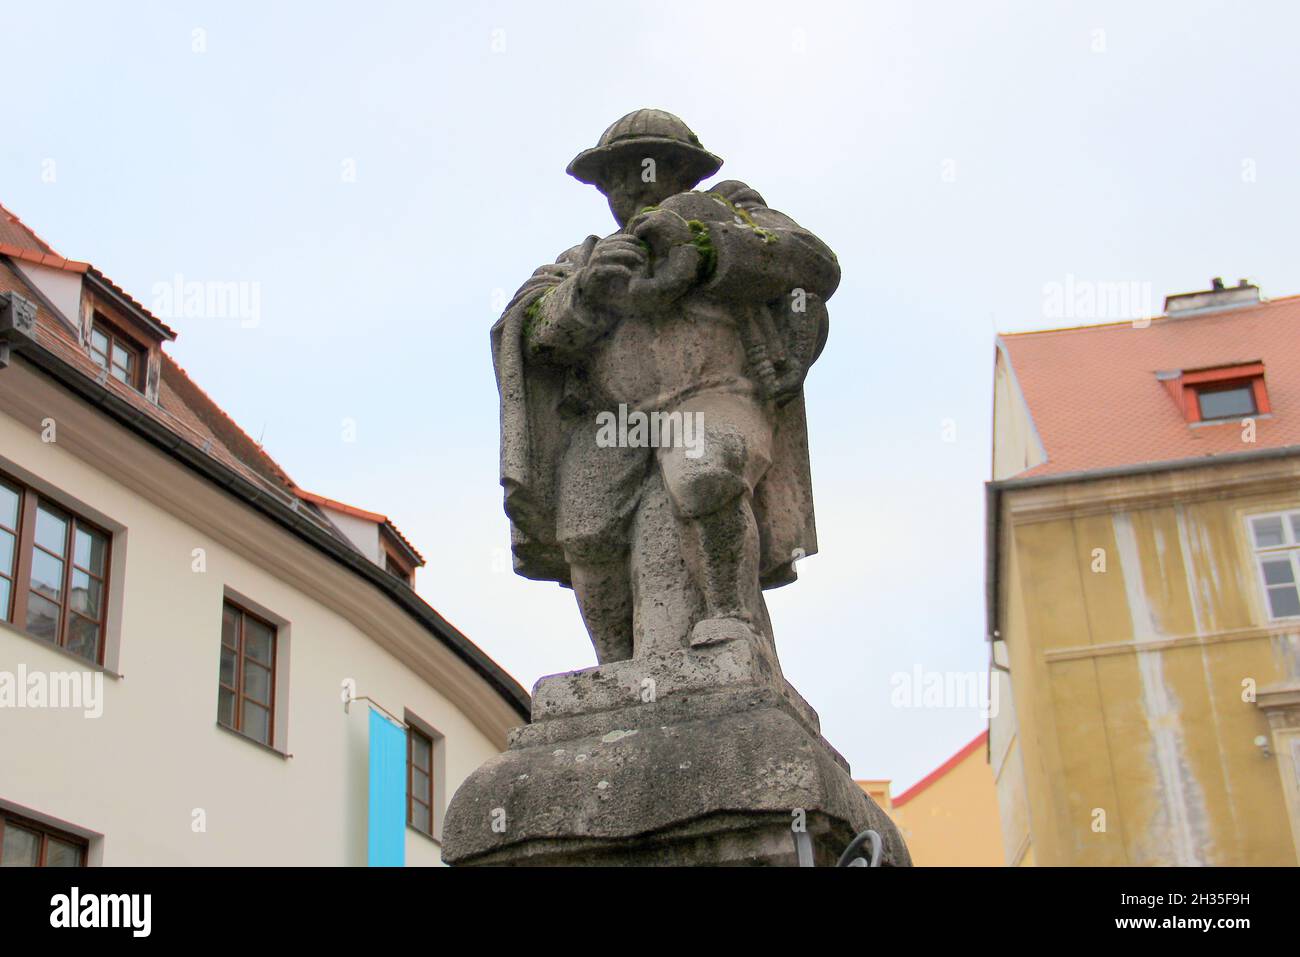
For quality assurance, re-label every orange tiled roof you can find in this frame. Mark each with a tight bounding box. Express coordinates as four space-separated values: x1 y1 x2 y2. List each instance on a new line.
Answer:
294 488 426 566
1 201 175 339
0 200 422 566
2 207 528 717
0 201 61 257
1 258 300 503
999 295 1300 478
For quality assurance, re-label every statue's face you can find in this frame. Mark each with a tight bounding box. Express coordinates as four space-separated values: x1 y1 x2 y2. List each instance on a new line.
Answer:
600 157 691 227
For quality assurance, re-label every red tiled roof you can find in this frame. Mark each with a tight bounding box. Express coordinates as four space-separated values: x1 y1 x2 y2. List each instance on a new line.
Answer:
294 489 426 566
0 201 175 339
1 258 298 501
2 199 427 572
1000 295 1300 478
161 353 297 491
4 255 432 566
2 214 527 716
0 243 89 273
0 202 61 257
294 488 387 524
1 199 299 499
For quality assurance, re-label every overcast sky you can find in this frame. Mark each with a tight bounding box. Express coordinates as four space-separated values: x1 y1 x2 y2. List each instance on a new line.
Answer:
5 0 1299 790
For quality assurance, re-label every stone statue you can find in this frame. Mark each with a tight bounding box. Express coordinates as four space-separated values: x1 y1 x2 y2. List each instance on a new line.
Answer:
492 108 837 668
447 110 909 866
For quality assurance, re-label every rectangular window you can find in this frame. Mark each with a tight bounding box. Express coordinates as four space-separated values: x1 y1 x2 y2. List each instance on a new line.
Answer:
218 600 278 746
1250 512 1300 620
0 813 87 867
407 726 434 836
384 552 411 586
89 318 144 391
0 472 111 665
1175 363 1270 424
1197 383 1257 420
0 478 19 621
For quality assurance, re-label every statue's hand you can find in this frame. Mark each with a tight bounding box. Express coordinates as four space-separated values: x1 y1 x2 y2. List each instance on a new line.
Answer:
627 244 701 312
578 235 648 310
621 208 702 312
627 208 693 258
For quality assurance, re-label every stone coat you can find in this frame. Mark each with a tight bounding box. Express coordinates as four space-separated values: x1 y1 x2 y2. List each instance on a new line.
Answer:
490 184 838 590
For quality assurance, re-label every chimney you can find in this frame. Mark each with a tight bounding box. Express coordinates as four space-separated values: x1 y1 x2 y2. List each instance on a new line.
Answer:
1164 277 1260 316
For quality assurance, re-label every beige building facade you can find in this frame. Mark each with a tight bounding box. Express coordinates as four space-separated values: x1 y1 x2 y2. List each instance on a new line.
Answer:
0 204 526 866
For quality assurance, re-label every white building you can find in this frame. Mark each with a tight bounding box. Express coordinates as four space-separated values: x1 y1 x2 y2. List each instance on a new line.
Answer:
0 202 528 865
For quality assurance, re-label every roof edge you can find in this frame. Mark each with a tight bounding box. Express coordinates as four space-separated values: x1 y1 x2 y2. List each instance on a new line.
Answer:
85 270 177 342
0 314 529 721
296 487 426 566
997 292 1300 340
892 730 989 807
984 444 1300 651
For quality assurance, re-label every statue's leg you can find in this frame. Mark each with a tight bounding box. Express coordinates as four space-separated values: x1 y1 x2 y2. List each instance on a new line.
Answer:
568 559 634 664
556 425 652 664
628 468 702 657
679 490 760 626
658 392 773 648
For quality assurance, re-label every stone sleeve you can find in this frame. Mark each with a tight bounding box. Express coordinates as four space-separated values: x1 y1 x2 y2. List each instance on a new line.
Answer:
703 208 840 304
524 274 608 362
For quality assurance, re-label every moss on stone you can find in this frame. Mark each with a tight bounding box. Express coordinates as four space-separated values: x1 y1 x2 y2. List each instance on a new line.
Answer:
687 220 717 281
701 191 778 244
522 288 552 340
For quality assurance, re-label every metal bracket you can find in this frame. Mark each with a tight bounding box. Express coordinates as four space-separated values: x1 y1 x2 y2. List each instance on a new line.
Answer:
792 827 885 867
836 829 883 867
0 292 38 368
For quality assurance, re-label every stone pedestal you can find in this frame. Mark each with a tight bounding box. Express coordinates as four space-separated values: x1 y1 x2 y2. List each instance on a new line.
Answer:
442 638 910 866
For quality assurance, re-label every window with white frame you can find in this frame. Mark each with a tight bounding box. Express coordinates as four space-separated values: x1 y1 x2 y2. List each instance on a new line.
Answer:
1249 511 1300 620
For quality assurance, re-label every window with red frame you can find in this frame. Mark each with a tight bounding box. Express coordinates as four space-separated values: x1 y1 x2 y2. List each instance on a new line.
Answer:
0 812 87 867
0 474 111 665
218 601 278 747
89 316 145 391
1170 363 1270 424
407 726 435 836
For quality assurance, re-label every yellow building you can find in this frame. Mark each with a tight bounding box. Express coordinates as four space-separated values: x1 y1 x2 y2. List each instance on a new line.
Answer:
988 279 1300 866
859 731 1005 866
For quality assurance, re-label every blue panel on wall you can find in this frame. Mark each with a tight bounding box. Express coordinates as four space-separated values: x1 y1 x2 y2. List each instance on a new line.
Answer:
368 708 407 867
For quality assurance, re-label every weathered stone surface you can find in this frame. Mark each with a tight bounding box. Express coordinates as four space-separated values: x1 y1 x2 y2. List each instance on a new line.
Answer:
526 636 820 735
447 110 910 866
443 638 908 866
442 694 908 867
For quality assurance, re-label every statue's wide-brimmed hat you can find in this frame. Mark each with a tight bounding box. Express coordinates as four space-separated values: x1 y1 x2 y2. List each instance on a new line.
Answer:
567 109 723 188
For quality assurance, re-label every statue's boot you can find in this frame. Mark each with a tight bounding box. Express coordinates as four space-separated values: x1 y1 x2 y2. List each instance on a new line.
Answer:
689 615 761 648
680 491 765 648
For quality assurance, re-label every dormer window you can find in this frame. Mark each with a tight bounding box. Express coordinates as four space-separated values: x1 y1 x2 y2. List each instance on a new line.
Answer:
293 489 425 586
89 317 144 391
1160 362 1270 425
384 547 414 587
